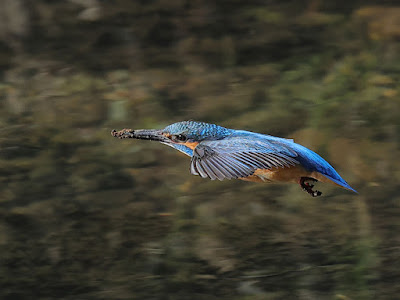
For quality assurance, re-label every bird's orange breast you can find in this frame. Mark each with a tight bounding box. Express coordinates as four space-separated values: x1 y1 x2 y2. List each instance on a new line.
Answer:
241 165 336 185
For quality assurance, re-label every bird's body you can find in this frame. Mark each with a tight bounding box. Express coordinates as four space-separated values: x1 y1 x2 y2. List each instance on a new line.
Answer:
112 121 357 196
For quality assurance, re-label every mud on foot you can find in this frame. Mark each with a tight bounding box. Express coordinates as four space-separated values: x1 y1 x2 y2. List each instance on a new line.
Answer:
299 177 322 197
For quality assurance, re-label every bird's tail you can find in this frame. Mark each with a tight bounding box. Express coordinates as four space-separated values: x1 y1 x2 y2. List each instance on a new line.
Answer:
321 174 358 193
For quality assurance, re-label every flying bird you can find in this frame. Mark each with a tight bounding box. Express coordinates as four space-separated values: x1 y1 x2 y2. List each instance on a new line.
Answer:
111 121 357 197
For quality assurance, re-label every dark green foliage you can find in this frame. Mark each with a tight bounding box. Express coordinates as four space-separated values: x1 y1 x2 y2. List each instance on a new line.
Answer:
0 0 399 299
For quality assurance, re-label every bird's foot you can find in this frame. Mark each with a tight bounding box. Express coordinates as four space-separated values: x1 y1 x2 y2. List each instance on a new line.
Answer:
299 177 322 197
111 128 135 139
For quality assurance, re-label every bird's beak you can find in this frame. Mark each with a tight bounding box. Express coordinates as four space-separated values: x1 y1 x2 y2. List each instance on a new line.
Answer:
111 128 170 143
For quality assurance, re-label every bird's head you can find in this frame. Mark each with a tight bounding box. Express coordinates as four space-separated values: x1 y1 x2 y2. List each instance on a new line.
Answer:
162 121 232 143
112 121 232 153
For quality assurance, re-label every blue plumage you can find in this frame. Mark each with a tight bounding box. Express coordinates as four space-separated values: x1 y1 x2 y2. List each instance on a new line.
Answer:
164 142 193 156
163 121 232 141
161 121 357 194
112 121 357 196
285 143 357 193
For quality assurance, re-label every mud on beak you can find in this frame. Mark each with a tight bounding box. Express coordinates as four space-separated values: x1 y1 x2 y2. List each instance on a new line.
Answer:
111 129 170 143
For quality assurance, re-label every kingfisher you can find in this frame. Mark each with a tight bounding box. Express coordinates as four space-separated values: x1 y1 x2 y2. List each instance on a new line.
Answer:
111 121 357 197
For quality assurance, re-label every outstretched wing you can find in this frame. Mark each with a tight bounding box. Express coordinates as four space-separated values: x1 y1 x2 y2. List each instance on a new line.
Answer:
190 136 299 181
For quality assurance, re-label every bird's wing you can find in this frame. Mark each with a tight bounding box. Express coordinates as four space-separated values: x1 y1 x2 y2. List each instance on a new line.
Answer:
190 136 299 181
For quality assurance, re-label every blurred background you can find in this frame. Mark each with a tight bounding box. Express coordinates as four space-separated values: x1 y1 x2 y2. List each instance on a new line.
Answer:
0 0 400 299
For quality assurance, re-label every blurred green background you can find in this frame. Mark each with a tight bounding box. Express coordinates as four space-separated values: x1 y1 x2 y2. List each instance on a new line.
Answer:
1 0 400 299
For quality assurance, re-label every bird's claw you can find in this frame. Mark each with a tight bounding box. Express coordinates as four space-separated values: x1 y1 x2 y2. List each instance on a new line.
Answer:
111 129 135 139
300 177 322 197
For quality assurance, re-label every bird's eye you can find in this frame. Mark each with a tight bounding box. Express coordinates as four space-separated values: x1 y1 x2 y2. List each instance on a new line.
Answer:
173 134 187 142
